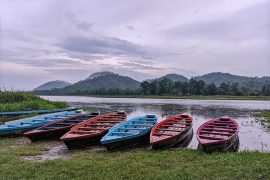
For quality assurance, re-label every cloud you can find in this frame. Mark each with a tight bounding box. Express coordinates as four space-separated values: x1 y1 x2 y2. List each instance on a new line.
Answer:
126 25 135 30
57 35 152 58
163 1 269 41
119 61 163 70
66 12 93 32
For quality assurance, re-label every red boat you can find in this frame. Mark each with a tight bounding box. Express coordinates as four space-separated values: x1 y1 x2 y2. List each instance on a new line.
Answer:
150 114 193 149
196 116 239 153
23 112 100 141
60 111 127 149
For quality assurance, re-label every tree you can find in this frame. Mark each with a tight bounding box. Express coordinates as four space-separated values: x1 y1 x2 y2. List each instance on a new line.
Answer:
158 78 173 95
231 83 241 96
206 83 218 95
140 81 150 95
262 85 270 96
181 82 189 95
172 81 182 95
197 80 206 95
149 81 158 95
219 82 231 95
189 78 198 95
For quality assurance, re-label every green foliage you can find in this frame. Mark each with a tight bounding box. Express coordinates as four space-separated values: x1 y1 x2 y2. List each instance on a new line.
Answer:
262 85 270 96
0 91 68 112
0 91 43 104
262 112 270 119
140 79 268 96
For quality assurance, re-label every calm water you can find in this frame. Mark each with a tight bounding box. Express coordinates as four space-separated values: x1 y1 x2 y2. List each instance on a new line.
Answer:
42 96 270 152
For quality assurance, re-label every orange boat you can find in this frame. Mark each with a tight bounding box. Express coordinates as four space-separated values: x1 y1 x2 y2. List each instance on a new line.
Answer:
150 114 193 149
60 111 127 149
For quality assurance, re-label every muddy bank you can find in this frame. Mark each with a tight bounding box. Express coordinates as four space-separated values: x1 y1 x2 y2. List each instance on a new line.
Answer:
19 137 107 162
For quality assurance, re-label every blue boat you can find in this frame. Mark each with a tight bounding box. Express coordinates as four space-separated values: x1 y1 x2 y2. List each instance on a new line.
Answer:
0 107 78 116
0 110 81 136
101 115 157 150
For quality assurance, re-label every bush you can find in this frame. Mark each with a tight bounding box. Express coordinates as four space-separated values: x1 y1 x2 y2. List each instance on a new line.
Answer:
0 91 68 112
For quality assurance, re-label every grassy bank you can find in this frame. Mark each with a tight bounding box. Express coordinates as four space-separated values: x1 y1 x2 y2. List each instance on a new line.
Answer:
0 137 269 179
0 91 68 112
77 95 270 101
260 112 270 128
261 112 270 119
0 91 69 122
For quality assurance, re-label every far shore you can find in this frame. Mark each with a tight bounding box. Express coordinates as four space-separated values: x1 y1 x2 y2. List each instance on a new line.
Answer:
40 94 270 101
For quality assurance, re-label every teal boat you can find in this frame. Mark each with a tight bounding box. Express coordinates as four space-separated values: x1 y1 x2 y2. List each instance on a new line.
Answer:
0 110 81 136
0 107 77 116
101 115 157 150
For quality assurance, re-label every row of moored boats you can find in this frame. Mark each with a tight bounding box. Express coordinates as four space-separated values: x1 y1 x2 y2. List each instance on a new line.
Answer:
0 109 240 152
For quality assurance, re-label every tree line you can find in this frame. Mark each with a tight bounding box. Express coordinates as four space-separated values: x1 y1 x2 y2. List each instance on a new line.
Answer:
35 78 270 96
140 78 270 96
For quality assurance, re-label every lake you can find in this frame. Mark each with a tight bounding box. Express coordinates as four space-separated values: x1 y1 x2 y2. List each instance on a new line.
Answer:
42 96 270 152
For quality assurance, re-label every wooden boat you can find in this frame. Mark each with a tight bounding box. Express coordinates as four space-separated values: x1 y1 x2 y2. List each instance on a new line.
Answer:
101 115 157 150
0 107 77 116
24 112 100 141
0 111 81 136
60 111 127 149
150 114 193 149
196 116 239 153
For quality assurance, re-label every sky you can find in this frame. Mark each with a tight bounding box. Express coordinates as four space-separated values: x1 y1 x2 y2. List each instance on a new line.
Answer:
0 0 270 90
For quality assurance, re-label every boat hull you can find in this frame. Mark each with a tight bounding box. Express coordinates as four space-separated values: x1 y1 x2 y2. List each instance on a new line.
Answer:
151 127 193 150
62 135 103 150
172 129 194 148
0 127 33 137
103 133 150 151
198 134 239 153
25 128 70 141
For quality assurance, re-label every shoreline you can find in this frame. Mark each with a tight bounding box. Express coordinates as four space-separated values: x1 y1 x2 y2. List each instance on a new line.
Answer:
39 95 270 101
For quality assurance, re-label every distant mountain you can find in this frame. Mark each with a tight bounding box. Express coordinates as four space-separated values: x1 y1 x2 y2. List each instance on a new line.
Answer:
62 71 140 92
34 72 270 95
34 80 71 91
194 72 270 89
149 73 188 82
86 71 114 80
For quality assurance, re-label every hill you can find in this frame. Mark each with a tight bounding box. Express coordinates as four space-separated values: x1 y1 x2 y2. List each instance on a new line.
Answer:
62 71 140 92
34 80 71 91
148 73 188 82
194 72 270 89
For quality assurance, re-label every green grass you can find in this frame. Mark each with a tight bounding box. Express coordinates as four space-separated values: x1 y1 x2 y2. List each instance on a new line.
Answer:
0 137 269 180
260 112 270 128
81 95 270 101
0 91 69 122
0 91 68 112
261 112 270 119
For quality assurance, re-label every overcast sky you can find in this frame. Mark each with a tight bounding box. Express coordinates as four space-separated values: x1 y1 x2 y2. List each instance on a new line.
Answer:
0 0 269 90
